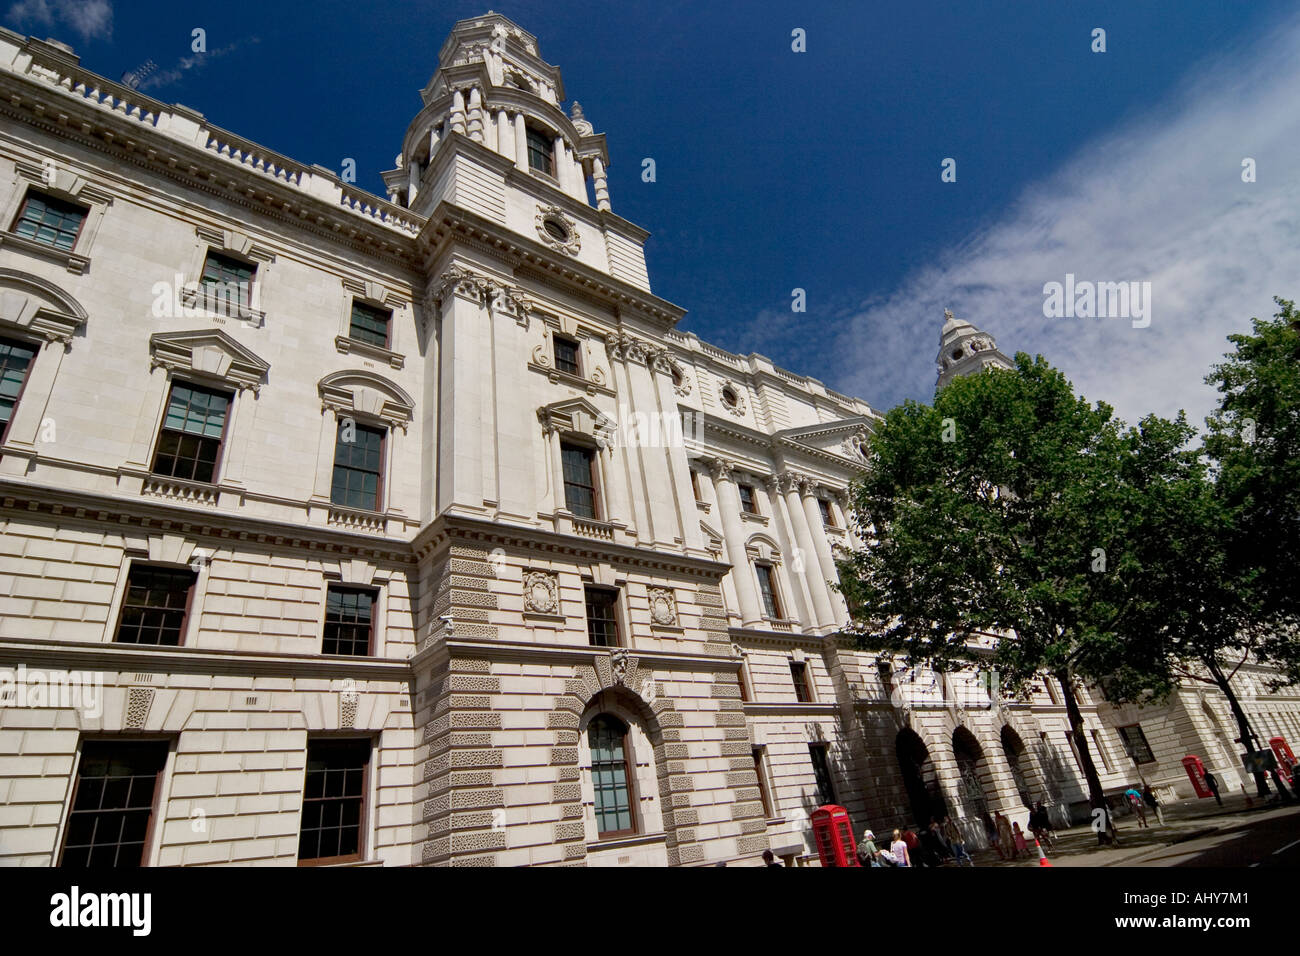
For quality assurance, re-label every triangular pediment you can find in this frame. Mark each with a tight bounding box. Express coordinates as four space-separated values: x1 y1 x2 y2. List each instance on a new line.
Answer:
775 416 873 463
149 329 269 392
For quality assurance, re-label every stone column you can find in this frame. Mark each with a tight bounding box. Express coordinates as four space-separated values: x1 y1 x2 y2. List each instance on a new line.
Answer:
496 109 511 162
765 475 816 630
592 156 611 211
513 113 528 171
552 134 567 189
800 478 847 626
781 473 835 630
449 89 467 136
466 87 484 143
710 458 763 627
541 413 567 515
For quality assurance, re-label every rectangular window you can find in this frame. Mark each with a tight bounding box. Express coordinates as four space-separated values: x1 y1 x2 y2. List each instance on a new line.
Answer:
60 740 169 867
298 738 370 865
1091 729 1114 773
331 421 385 511
589 715 635 837
13 190 88 250
561 442 599 519
737 660 751 702
753 746 775 817
1117 724 1156 765
151 381 231 484
323 585 376 656
818 498 835 527
201 250 256 311
0 335 37 441
808 743 836 805
738 483 758 514
526 126 554 175
789 660 812 703
689 470 702 502
553 335 580 376
756 564 781 619
585 586 620 647
348 301 392 348
114 564 197 646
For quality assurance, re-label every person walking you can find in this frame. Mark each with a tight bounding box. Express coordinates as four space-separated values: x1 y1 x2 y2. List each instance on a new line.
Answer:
982 812 1005 860
942 815 972 865
1124 786 1148 827
1204 770 1223 807
995 812 1016 859
857 829 882 867
1142 782 1165 825
1012 821 1029 856
890 828 912 867
761 849 784 867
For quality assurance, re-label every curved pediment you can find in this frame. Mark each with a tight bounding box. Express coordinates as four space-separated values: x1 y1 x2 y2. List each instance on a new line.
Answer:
0 268 89 345
319 369 415 428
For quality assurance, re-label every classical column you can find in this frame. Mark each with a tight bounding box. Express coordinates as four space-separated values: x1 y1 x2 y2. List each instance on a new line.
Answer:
553 134 567 189
565 145 586 202
765 475 816 630
449 89 467 136
496 109 511 162
781 473 835 629
592 156 611 211
540 413 567 515
513 113 528 172
800 478 848 625
710 458 763 627
466 87 484 143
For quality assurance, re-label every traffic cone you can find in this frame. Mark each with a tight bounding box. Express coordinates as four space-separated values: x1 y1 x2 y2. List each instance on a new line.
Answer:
1035 839 1052 867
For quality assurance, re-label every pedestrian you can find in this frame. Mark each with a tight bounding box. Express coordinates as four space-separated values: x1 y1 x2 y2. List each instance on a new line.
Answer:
1142 782 1165 825
857 829 881 867
902 826 927 866
995 811 1016 859
1029 801 1054 848
1124 786 1148 827
890 828 912 867
943 814 972 865
923 819 951 865
1204 770 1223 807
1012 821 1028 856
983 812 1005 860
761 849 783 867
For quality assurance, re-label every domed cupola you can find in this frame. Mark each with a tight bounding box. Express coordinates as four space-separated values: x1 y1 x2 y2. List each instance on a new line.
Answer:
935 308 1013 389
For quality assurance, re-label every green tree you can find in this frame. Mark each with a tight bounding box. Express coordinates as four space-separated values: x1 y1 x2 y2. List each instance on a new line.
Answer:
839 354 1187 843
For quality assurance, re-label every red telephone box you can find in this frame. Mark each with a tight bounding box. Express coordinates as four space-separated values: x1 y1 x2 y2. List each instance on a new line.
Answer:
1182 754 1211 798
1270 737 1295 783
810 805 859 867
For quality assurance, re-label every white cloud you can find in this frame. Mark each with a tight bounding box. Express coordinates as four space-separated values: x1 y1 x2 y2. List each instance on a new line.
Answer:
6 0 112 42
827 12 1300 429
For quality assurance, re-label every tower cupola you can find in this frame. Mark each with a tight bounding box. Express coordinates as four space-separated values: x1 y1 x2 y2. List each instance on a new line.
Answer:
935 308 1013 389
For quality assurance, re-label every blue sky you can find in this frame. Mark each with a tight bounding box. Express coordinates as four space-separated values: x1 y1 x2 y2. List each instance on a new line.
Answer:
7 0 1299 427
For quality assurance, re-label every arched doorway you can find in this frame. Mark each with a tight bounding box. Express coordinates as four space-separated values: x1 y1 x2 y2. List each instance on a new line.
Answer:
896 728 946 826
952 727 990 820
1001 725 1033 808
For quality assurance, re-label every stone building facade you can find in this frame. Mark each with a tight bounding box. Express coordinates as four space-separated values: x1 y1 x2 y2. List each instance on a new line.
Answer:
0 14 1294 867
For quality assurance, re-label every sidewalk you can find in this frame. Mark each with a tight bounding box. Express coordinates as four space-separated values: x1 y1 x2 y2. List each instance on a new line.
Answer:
953 791 1291 868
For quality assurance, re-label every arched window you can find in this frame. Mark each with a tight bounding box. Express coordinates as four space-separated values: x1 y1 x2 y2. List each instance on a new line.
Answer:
588 714 635 837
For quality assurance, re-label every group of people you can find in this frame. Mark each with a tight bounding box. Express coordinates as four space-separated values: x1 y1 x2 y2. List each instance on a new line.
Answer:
977 805 1051 861
1123 781 1166 827
855 816 974 867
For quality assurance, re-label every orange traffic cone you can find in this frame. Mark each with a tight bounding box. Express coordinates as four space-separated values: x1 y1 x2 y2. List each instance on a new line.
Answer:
1035 839 1052 867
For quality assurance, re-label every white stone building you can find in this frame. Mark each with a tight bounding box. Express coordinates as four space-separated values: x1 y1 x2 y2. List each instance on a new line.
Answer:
0 13 1294 867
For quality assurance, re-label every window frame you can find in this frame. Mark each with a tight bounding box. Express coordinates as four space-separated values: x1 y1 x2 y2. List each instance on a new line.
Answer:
150 379 235 485
560 440 601 520
199 249 258 313
818 497 836 527
322 584 379 657
526 125 555 177
331 419 388 513
297 736 373 867
112 562 199 647
347 299 393 350
752 745 775 818
584 584 621 648
10 188 89 252
808 742 837 806
1116 724 1156 765
552 334 581 376
789 659 813 703
0 333 40 445
57 738 171 868
756 562 782 620
737 483 759 515
587 713 638 839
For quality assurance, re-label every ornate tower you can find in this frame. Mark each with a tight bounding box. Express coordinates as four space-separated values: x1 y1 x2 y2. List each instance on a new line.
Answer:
935 308 1013 390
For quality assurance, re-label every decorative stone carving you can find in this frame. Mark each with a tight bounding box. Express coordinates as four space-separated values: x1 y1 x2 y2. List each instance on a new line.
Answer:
610 647 631 686
730 641 747 660
706 457 734 482
717 380 746 416
570 101 594 136
648 587 677 626
125 687 154 729
523 571 560 614
535 205 580 255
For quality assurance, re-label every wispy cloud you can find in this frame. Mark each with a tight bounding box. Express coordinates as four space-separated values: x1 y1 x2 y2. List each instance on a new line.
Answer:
823 12 1300 429
6 0 112 43
138 38 261 92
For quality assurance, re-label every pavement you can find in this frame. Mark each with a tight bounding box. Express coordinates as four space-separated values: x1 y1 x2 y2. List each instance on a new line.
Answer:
927 791 1300 867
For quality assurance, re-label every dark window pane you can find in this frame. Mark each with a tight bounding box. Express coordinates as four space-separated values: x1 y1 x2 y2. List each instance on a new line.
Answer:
61 740 168 868
299 738 370 863
0 336 37 436
151 382 230 483
818 498 834 526
585 586 619 647
115 565 196 646
526 127 553 175
14 191 87 250
331 422 385 511
588 715 634 836
349 302 391 348
561 443 597 518
757 564 781 619
201 251 255 310
323 586 376 656
738 484 757 514
553 336 579 375
809 744 836 805
789 660 811 703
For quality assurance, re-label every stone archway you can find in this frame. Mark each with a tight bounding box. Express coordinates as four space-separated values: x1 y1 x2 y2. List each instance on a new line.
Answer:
951 726 991 821
896 728 946 827
1001 724 1034 808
